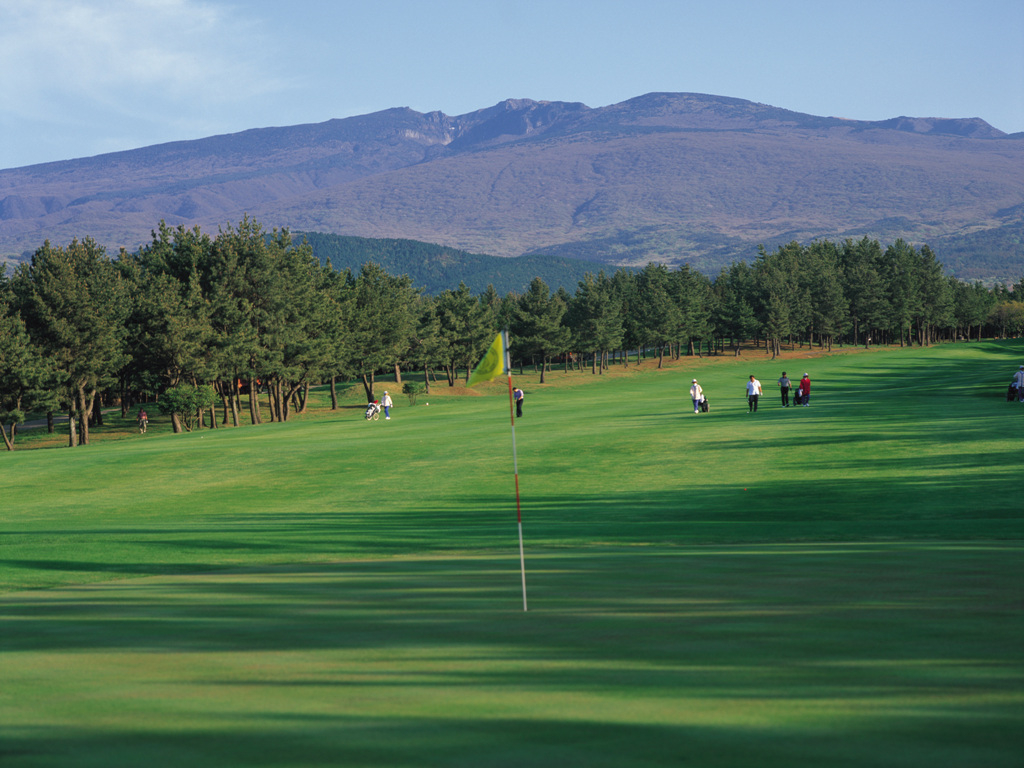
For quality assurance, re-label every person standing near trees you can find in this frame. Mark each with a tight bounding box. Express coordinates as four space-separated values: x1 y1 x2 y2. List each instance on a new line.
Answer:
777 372 791 407
381 391 394 420
137 408 148 434
513 387 524 418
746 375 762 413
799 374 811 407
689 379 704 414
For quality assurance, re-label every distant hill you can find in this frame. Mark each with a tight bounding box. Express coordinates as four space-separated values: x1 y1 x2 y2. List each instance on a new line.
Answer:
296 231 610 294
2 92 1023 281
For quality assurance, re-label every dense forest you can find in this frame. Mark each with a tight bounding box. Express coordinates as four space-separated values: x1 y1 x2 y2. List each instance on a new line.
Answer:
295 231 606 295
2 217 1023 450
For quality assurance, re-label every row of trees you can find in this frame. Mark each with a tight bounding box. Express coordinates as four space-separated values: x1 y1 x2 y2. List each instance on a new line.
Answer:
2 217 1023 449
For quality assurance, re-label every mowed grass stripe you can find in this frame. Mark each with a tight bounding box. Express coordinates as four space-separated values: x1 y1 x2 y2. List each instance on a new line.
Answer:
3 341 1023 592
1 544 1021 767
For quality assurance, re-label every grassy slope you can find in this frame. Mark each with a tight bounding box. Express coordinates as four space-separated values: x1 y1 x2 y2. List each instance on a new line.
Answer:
1 341 1022 767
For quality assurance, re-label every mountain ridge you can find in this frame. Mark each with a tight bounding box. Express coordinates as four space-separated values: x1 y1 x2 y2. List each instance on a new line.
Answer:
2 92 1022 281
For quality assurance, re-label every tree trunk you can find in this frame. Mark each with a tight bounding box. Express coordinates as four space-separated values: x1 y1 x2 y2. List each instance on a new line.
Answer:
394 363 403 387
76 386 95 446
362 372 375 402
267 380 279 422
268 380 280 422
227 381 240 427
330 376 339 409
423 367 431 395
279 382 290 422
281 381 303 421
1 422 13 451
248 377 261 425
216 381 229 424
67 408 78 447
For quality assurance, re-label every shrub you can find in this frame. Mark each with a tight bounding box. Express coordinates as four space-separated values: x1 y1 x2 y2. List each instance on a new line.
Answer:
158 383 217 432
402 381 423 405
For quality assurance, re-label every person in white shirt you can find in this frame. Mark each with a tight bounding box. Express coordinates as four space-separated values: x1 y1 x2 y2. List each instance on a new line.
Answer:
513 387 524 418
746 375 762 413
689 379 704 414
1013 366 1024 402
381 390 394 419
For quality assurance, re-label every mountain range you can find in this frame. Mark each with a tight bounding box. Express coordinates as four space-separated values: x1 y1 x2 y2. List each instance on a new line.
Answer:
2 92 1023 282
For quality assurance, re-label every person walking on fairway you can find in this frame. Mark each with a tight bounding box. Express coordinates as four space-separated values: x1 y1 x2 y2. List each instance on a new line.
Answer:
777 372 791 407
799 373 811 407
690 379 704 414
381 390 393 419
513 387 524 418
746 375 762 413
1013 366 1024 402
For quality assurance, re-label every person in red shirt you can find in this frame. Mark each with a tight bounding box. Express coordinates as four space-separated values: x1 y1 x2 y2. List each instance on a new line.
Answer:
799 374 811 407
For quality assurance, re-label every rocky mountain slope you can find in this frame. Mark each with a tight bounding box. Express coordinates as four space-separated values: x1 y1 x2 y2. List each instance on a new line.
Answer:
2 92 1022 280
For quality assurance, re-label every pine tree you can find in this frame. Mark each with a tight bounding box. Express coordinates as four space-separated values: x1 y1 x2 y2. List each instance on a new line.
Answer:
634 264 682 368
512 278 570 383
15 239 129 445
349 262 419 400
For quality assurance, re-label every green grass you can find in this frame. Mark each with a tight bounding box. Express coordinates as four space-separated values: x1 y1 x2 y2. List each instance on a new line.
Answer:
1 341 1022 766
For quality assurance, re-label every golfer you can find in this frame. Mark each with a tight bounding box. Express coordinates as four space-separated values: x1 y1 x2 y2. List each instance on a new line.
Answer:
381 390 393 419
1013 366 1024 402
777 372 791 407
513 387 524 418
746 375 762 413
799 374 811 407
690 379 704 414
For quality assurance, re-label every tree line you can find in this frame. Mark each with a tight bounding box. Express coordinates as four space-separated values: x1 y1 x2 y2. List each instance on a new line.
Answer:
2 217 1023 449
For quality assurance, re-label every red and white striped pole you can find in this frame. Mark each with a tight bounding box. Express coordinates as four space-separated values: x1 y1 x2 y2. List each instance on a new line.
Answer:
503 330 527 612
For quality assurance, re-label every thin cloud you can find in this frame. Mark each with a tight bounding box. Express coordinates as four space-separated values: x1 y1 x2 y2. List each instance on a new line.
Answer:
0 0 288 159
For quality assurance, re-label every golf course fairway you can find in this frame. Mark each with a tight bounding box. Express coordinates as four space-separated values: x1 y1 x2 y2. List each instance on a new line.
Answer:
2 340 1022 767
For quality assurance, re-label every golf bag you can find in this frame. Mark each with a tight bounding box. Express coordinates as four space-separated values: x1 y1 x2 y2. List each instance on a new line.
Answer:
365 401 381 420
793 391 804 406
700 396 710 413
1010 384 1019 402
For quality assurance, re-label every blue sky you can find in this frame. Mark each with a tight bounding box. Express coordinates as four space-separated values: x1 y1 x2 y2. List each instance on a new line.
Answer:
1 0 1022 170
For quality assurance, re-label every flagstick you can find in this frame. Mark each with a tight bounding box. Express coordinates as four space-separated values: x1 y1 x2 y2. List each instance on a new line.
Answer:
504 331 528 612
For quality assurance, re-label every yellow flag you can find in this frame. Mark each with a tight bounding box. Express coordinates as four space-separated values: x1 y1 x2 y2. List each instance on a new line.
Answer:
467 332 508 387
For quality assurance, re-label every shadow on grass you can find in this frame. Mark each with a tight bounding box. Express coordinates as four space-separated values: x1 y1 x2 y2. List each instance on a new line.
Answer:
1 545 1022 767
4 709 1019 768
2 461 1022 594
